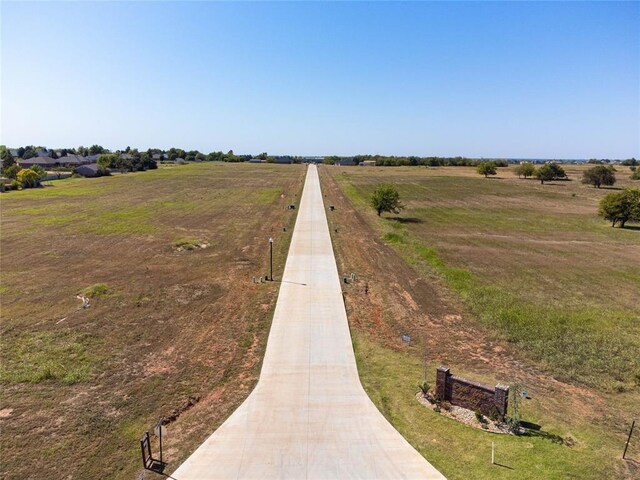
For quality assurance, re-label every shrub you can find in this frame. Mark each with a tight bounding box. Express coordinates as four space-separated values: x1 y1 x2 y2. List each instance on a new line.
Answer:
82 283 110 298
17 168 40 188
475 409 487 424
441 400 452 411
417 381 431 396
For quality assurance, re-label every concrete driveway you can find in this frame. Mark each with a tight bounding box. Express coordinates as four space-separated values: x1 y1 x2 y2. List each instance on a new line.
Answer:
172 164 445 479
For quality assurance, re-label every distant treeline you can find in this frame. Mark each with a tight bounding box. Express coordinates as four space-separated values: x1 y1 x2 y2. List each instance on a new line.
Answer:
325 155 510 167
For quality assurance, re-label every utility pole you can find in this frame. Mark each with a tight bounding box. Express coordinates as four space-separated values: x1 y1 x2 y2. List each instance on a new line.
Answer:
269 237 273 281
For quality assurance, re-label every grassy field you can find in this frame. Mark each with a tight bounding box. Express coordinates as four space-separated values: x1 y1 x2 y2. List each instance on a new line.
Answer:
0 163 306 479
320 164 639 479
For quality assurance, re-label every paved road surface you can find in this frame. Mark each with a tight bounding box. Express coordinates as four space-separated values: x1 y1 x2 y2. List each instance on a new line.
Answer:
172 165 445 479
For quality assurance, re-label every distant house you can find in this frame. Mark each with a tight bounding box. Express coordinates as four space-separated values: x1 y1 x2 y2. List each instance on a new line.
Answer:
37 150 51 157
249 158 265 163
273 156 294 164
152 153 166 161
18 157 57 169
336 158 355 166
86 154 101 163
120 153 135 160
361 160 376 167
58 154 89 167
303 156 324 164
76 163 105 177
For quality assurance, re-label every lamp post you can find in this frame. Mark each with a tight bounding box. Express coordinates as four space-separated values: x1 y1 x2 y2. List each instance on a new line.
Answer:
269 237 273 281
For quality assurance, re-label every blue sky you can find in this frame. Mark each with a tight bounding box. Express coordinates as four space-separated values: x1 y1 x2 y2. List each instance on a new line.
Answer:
1 1 638 158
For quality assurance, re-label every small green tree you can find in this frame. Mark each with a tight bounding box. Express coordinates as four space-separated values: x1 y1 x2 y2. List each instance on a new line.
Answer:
535 162 566 184
477 161 497 178
631 167 640 180
582 165 616 188
371 184 405 217
514 162 535 179
599 188 640 228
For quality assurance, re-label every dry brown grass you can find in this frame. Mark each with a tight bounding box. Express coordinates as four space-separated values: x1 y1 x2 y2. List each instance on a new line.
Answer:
0 163 306 479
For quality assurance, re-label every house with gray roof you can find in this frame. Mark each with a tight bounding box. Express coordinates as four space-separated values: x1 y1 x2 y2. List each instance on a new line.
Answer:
18 157 58 169
76 163 107 177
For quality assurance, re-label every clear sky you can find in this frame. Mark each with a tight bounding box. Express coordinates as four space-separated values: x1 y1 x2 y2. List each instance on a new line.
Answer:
1 1 638 158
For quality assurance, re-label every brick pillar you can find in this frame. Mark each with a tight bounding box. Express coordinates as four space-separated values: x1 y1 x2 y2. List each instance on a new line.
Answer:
436 366 450 401
494 383 509 418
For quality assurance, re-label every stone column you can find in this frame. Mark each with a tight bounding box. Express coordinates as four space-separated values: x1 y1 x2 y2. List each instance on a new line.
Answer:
494 383 509 418
436 366 450 401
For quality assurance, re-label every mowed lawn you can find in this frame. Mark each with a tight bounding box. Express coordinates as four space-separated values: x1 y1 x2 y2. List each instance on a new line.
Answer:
324 164 640 479
0 163 305 479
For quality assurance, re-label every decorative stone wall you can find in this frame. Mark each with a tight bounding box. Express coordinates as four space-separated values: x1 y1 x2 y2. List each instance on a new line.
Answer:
436 366 509 419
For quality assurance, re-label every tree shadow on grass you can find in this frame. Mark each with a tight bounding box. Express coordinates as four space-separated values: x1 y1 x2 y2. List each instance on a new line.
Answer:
621 225 640 231
387 217 422 224
520 421 565 445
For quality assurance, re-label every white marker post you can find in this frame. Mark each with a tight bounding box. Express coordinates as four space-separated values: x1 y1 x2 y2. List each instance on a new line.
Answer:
491 442 495 465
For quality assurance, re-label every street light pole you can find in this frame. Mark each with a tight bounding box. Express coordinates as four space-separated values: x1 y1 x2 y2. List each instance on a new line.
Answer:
269 237 273 281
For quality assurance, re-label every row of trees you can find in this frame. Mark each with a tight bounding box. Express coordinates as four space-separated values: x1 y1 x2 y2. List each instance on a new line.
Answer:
369 180 639 229
332 155 511 167
478 161 567 184
6 145 254 163
478 162 639 186
96 152 157 173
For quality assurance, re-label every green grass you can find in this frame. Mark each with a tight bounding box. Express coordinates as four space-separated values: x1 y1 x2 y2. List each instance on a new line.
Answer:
82 283 110 298
253 187 283 204
353 331 627 480
0 331 100 384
